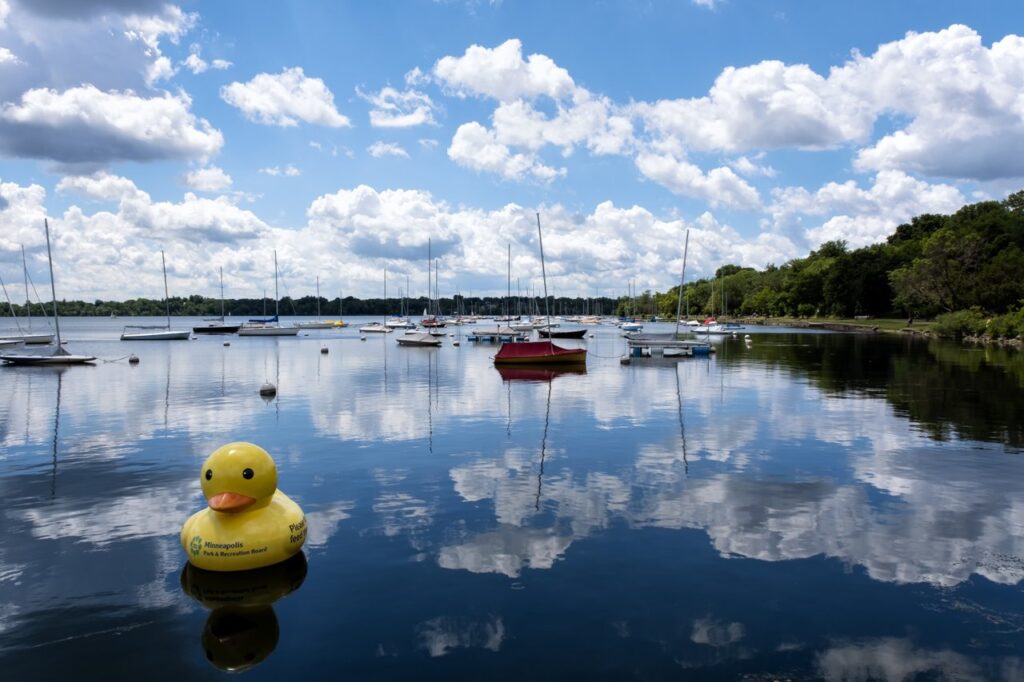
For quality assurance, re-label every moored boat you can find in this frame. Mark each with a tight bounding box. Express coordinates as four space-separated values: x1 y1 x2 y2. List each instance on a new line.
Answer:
237 251 298 337
121 327 191 340
493 214 587 368
397 332 441 347
1 220 95 366
538 328 587 339
493 340 587 365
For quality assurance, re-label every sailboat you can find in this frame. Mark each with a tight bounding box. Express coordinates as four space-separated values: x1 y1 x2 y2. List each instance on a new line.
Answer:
239 250 300 336
386 277 415 329
296 276 334 329
193 267 240 334
1 220 96 365
420 241 446 329
360 267 391 333
494 214 586 367
323 292 348 327
0 246 56 345
120 251 191 340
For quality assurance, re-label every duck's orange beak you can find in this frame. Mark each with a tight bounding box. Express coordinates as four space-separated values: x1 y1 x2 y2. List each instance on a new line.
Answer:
208 491 256 512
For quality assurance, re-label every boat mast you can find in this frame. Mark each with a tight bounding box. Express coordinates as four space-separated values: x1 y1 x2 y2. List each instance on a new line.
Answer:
674 229 690 338
427 238 431 318
506 242 511 321
161 250 171 330
43 219 63 351
273 249 280 322
219 266 225 320
536 213 553 349
316 275 321 320
21 245 31 331
383 266 387 324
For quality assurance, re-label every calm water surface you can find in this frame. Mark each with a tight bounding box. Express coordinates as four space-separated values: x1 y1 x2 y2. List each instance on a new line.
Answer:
1 317 1023 680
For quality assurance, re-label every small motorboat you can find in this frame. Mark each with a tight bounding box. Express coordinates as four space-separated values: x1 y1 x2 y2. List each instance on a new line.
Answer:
396 332 441 347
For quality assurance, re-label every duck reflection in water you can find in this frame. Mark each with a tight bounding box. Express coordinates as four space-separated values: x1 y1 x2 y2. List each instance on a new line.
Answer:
180 552 307 672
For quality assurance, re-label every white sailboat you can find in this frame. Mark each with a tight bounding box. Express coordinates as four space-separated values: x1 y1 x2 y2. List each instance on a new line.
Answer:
6 247 55 344
1 219 96 365
360 267 392 333
193 267 240 334
120 250 191 340
0 248 56 345
296 275 334 329
239 250 300 336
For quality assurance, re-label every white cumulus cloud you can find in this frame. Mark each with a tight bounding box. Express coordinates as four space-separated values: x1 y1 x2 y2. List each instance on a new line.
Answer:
434 38 575 101
221 67 351 127
0 85 223 165
368 141 409 158
768 170 965 248
360 84 437 128
184 166 232 192
635 152 762 210
448 122 564 181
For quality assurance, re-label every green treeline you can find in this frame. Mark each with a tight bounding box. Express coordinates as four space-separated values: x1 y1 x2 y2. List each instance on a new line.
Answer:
628 191 1024 337
4 295 618 318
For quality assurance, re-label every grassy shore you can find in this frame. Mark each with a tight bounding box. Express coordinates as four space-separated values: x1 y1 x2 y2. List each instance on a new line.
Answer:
738 317 933 334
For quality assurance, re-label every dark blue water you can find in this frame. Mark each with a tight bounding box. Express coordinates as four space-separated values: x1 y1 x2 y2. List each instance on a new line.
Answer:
1 317 1023 680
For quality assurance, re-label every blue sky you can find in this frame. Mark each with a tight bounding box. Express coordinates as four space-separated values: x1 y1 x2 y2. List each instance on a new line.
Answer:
1 0 1023 300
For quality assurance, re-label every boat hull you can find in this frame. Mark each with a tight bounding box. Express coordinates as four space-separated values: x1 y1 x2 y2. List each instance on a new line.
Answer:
237 326 300 336
359 325 391 333
295 322 335 329
0 333 55 345
539 329 587 339
1 353 96 365
192 325 241 334
120 330 191 340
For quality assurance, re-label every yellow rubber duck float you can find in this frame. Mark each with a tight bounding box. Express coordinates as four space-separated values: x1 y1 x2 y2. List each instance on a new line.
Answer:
181 442 306 571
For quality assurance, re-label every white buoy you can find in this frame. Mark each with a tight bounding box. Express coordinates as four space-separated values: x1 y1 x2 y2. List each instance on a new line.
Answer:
453 340 461 347
744 334 751 340
360 335 367 342
223 341 230 346
620 355 631 365
320 346 328 354
128 354 139 364
259 382 277 396
588 334 595 338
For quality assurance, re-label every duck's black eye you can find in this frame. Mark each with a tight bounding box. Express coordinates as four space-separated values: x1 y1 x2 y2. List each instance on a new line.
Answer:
205 469 213 480
242 468 254 480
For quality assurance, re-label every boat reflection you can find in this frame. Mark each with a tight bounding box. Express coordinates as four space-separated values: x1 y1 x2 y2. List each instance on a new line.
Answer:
180 552 308 673
496 366 587 382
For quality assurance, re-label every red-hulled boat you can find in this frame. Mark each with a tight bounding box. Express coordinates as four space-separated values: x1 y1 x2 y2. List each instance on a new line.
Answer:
493 340 587 366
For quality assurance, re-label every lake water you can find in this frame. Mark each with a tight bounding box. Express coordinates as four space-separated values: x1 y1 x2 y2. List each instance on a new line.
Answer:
2 317 1023 680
